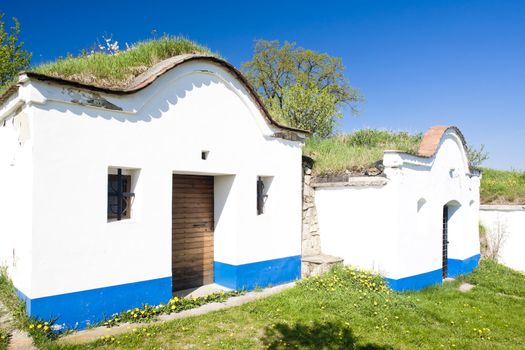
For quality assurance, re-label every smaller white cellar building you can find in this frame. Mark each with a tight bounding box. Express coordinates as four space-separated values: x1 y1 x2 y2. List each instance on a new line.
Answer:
314 126 481 291
0 55 306 328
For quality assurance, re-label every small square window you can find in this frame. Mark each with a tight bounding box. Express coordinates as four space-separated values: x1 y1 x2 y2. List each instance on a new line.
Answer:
108 169 134 221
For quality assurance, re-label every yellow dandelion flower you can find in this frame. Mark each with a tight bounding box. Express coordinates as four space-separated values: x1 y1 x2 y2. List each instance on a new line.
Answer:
37 324 42 329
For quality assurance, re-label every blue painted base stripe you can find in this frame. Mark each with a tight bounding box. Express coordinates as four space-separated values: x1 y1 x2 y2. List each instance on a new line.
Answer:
22 276 172 330
15 288 31 314
385 268 442 292
386 254 481 292
448 254 480 278
214 255 301 291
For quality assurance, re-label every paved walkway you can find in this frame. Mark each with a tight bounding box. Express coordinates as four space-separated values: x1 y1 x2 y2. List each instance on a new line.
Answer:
173 283 231 298
59 282 295 345
0 299 36 350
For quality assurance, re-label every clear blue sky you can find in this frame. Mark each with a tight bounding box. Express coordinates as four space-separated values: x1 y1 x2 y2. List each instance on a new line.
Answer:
2 0 524 170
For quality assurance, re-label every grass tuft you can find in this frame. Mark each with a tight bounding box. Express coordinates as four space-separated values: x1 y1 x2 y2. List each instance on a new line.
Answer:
304 129 422 175
31 36 214 89
480 167 525 204
0 268 58 346
0 267 27 331
101 290 244 328
0 329 8 350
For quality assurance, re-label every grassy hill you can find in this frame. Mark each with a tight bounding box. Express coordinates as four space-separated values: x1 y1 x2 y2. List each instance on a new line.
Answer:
480 168 525 205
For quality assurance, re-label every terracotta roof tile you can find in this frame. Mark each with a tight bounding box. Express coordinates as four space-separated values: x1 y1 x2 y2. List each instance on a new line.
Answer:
417 125 468 158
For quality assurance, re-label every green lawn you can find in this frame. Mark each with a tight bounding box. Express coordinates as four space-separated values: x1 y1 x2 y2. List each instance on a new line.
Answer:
34 260 525 350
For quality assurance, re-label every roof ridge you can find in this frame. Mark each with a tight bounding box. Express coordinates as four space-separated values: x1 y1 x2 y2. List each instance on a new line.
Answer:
417 125 468 158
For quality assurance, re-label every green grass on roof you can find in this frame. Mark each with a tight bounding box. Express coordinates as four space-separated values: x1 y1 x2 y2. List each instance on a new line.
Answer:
480 168 525 205
304 129 423 176
31 36 214 88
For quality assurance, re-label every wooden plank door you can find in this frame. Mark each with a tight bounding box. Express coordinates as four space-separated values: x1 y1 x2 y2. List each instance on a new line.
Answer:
172 175 214 291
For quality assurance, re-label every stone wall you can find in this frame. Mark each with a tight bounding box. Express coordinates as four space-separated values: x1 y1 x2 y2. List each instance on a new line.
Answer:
302 157 321 257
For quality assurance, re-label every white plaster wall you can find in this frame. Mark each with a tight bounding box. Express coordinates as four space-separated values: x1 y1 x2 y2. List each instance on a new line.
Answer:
479 207 525 272
314 129 480 281
315 182 400 278
0 107 34 295
24 60 302 299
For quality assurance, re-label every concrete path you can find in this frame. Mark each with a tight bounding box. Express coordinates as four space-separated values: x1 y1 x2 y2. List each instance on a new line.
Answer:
6 330 36 350
0 299 36 350
173 283 231 298
59 282 295 345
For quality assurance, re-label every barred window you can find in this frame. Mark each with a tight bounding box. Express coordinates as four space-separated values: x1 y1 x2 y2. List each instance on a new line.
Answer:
108 169 134 221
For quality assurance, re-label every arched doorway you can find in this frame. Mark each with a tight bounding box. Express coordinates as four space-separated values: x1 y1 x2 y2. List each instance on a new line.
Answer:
442 201 461 278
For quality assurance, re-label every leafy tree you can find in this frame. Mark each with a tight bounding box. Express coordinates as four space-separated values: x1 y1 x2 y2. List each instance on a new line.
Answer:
242 40 361 137
0 14 31 88
468 144 489 167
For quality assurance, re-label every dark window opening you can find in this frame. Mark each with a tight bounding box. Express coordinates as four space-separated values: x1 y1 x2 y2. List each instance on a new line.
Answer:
108 169 135 221
257 177 267 215
201 150 209 160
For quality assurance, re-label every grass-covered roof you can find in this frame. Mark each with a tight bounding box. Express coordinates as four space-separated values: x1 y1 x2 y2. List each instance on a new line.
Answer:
305 129 524 205
31 36 213 89
304 129 423 176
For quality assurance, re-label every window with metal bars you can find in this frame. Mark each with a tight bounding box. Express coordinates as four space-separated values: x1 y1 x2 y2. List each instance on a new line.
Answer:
256 176 273 215
257 177 266 215
107 169 135 221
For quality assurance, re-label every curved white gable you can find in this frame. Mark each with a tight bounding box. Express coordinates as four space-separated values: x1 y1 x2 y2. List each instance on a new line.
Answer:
27 60 283 139
432 129 470 176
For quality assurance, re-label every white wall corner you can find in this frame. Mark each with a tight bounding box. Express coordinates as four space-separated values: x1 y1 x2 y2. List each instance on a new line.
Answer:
383 151 404 168
19 81 47 106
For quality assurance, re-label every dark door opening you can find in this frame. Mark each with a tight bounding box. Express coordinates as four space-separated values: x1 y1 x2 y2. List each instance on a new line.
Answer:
442 205 449 279
172 174 214 292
